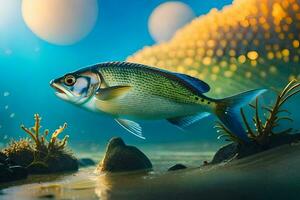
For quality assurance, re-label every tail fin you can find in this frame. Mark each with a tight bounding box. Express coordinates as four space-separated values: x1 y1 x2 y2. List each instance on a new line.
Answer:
214 89 267 142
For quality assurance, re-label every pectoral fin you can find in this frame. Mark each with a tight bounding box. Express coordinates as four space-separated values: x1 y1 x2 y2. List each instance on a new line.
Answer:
167 112 211 130
95 86 131 101
115 119 145 139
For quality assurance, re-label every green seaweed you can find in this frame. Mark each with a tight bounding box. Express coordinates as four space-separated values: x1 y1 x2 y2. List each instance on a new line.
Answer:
216 80 300 146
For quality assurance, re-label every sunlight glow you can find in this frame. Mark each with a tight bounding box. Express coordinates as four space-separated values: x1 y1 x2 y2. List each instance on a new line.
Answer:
0 0 20 27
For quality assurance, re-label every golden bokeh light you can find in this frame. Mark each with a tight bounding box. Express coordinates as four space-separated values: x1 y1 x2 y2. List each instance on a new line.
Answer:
247 51 259 60
128 0 300 97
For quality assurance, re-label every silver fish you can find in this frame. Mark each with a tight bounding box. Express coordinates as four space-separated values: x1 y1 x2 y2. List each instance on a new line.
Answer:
50 62 266 141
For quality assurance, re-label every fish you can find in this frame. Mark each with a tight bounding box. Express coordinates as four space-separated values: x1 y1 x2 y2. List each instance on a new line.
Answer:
50 62 266 141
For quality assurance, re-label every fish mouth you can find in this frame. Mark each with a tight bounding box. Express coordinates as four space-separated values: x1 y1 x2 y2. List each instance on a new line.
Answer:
50 80 74 101
50 80 66 94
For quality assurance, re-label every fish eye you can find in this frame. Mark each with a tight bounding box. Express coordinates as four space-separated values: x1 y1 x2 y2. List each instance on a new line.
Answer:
64 75 76 86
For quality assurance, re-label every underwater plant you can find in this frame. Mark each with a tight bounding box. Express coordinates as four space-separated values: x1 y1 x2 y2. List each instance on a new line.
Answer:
216 80 300 146
2 114 78 174
20 114 69 166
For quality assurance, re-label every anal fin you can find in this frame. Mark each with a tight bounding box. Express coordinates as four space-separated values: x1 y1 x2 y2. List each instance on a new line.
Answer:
115 119 145 139
167 112 211 130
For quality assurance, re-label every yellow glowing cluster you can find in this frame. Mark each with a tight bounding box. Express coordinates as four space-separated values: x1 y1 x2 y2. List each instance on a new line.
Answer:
128 0 300 97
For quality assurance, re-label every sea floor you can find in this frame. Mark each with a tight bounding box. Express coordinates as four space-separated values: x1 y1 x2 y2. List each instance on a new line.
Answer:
1 142 300 200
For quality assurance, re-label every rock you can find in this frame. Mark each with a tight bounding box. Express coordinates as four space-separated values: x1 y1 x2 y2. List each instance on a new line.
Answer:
4 147 34 167
0 152 8 164
9 166 28 180
27 162 50 174
211 143 239 164
0 152 28 183
47 153 78 173
211 134 300 165
78 158 96 167
0 166 13 183
211 142 264 164
27 154 79 174
98 137 152 173
0 164 28 183
0 163 8 170
168 164 187 171
38 194 55 199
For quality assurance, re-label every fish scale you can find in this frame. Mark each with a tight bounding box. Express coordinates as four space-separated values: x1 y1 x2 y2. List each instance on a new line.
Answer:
96 62 201 105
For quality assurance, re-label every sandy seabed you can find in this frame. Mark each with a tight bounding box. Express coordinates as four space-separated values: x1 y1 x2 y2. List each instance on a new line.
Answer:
1 143 300 200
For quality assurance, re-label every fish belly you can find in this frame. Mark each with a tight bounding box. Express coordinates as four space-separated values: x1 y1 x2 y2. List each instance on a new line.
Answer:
94 90 207 120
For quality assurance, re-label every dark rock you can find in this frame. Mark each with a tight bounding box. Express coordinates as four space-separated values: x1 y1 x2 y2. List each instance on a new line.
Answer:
27 162 50 174
78 158 96 167
9 166 28 180
0 166 13 183
211 143 239 164
0 163 8 170
0 164 28 183
98 137 152 173
211 142 266 165
5 158 18 166
47 153 78 173
38 194 55 199
168 164 187 171
203 161 209 165
0 152 8 164
211 133 300 165
27 154 79 174
5 148 34 167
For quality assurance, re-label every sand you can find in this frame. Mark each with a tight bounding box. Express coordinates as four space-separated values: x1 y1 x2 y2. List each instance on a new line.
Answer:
1 143 300 200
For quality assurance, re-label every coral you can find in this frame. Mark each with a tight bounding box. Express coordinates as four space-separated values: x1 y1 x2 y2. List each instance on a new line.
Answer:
2 114 78 174
216 80 300 146
20 114 69 166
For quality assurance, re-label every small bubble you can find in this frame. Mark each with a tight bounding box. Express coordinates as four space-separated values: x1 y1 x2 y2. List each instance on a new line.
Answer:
3 135 8 140
3 92 10 97
34 47 40 52
4 49 12 55
10 113 15 118
4 105 9 110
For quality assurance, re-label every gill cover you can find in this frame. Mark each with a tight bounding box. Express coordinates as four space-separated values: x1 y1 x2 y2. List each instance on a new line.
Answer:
51 68 101 105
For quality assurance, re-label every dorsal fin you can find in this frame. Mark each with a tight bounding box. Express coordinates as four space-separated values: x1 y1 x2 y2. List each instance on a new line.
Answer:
172 73 210 94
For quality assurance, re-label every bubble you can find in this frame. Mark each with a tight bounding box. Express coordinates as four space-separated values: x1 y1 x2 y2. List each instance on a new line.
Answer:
4 105 9 110
3 92 10 97
34 47 40 52
4 49 12 55
10 113 15 118
22 0 99 45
